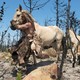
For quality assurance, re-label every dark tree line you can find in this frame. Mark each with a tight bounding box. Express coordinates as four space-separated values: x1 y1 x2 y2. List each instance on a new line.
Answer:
0 2 21 51
0 31 20 52
55 0 80 33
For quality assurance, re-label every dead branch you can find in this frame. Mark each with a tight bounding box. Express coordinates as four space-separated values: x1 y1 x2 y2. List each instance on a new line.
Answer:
23 0 50 13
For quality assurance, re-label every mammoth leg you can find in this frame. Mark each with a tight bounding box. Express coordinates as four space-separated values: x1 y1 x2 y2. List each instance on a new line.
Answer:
56 40 62 63
71 46 76 67
32 51 36 65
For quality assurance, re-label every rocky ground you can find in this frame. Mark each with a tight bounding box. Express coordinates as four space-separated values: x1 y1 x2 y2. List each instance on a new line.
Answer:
0 51 80 80
0 52 16 80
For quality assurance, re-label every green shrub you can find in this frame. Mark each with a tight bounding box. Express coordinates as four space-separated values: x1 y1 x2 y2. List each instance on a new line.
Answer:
16 70 22 80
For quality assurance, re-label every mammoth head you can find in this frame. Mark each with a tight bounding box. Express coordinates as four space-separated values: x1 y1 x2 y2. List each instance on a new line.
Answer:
10 5 34 30
10 5 23 30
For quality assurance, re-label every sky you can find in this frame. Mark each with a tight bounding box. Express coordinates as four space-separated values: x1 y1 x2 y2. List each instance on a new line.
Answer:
0 0 80 39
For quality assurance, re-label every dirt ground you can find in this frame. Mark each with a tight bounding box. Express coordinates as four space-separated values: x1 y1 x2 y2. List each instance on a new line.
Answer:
0 48 80 80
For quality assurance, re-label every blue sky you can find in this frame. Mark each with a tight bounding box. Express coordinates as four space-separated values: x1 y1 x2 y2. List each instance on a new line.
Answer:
0 0 80 38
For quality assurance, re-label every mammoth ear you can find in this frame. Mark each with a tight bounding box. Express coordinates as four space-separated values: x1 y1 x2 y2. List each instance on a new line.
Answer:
16 5 22 12
19 5 22 11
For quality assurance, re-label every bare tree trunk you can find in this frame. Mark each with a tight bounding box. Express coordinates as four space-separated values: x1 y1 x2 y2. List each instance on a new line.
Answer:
7 33 10 48
57 37 67 80
57 0 71 79
29 0 32 14
66 0 71 28
1 32 4 52
56 0 59 26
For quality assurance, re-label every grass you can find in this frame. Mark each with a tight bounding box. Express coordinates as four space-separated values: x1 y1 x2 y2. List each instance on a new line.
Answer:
16 70 22 80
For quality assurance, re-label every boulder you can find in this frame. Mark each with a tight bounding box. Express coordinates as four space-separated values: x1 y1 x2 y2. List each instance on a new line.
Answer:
23 63 58 80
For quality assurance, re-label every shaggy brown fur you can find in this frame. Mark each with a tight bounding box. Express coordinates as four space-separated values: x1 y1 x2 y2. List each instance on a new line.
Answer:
9 36 36 66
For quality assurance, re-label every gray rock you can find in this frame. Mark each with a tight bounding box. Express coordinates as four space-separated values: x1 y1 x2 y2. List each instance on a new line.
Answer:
0 77 3 80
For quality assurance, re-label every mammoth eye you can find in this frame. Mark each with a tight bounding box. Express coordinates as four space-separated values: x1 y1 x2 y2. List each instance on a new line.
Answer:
17 14 20 17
